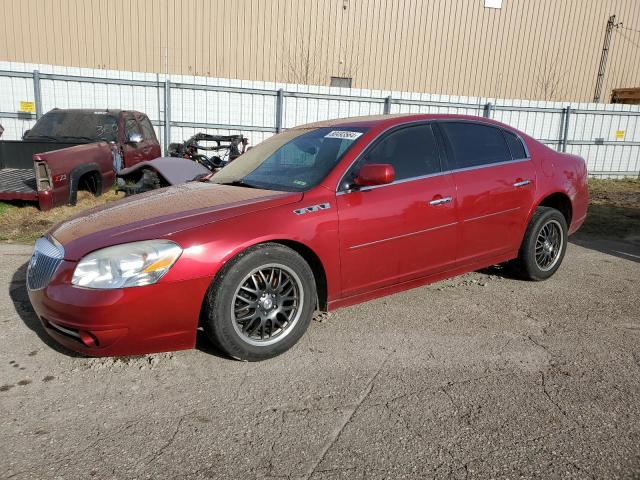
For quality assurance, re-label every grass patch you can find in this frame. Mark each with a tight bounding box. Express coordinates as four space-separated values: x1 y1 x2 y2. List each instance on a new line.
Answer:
0 178 638 245
0 201 16 216
0 190 121 243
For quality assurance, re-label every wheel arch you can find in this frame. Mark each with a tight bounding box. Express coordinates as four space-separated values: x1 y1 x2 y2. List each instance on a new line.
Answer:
536 191 573 227
269 239 328 312
202 238 329 318
68 163 102 205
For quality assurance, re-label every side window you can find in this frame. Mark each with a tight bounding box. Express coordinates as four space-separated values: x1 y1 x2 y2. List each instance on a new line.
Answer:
138 117 158 142
360 124 442 181
139 117 157 141
124 117 141 138
439 122 511 169
503 130 528 159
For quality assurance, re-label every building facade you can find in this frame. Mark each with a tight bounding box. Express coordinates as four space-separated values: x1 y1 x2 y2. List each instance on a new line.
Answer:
0 0 639 102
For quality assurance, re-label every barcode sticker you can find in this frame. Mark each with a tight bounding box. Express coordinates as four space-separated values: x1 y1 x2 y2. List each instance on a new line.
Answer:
324 130 363 140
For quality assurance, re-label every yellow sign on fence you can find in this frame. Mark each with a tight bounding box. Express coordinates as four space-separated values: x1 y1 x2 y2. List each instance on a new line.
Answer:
19 101 36 113
615 130 625 140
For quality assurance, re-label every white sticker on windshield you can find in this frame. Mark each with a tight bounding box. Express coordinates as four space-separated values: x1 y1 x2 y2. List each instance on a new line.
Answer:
324 130 363 140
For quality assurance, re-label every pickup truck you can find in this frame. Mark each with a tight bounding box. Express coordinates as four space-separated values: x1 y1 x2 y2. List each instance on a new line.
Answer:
0 109 161 210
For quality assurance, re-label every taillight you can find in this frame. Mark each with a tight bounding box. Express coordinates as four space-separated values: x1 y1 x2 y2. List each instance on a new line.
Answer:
35 161 52 191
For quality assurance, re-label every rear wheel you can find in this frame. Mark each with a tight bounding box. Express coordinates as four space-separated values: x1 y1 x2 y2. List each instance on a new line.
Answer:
202 243 316 361
514 206 568 281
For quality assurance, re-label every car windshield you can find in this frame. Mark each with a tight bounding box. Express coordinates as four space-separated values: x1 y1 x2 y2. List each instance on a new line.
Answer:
210 127 368 192
24 111 119 142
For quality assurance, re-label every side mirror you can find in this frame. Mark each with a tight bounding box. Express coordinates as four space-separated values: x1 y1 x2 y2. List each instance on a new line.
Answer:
126 132 143 144
354 163 395 187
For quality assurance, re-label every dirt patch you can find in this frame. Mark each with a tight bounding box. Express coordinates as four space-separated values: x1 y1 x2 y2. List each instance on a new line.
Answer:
577 178 640 240
0 190 122 242
84 352 180 372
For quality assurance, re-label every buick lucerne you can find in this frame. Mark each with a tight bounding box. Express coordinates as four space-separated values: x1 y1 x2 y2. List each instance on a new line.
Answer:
27 114 588 361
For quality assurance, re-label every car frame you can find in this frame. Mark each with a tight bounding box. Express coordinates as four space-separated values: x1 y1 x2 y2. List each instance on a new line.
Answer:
26 114 589 361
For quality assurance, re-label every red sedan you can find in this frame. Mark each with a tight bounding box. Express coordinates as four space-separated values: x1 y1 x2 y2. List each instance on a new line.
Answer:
27 114 588 361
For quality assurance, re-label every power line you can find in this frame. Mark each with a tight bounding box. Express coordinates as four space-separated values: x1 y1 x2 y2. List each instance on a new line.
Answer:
615 29 640 51
620 24 640 34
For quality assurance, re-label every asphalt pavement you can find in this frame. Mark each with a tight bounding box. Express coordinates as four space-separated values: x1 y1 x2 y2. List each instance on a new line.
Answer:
1 240 638 479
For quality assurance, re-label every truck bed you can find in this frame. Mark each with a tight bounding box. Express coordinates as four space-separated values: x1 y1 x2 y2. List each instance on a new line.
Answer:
0 168 38 201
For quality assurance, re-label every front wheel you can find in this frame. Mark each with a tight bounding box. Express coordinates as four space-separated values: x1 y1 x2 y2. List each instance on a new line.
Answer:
202 243 316 361
514 206 568 281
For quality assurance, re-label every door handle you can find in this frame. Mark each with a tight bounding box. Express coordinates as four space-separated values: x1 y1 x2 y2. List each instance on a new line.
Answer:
513 180 531 187
429 196 452 206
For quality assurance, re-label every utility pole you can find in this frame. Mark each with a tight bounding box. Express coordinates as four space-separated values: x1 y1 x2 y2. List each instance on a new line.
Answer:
593 15 621 103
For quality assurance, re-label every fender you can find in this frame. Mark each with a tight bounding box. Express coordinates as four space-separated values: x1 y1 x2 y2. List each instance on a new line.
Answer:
68 163 103 206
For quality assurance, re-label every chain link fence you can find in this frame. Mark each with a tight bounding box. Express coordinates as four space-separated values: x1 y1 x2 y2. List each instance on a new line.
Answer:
1 62 639 177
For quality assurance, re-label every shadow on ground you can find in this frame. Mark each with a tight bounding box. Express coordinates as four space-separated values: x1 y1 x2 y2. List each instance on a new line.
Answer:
10 261 85 357
9 259 231 360
570 203 640 262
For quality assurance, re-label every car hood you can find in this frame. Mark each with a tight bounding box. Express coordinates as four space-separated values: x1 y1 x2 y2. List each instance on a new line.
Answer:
50 182 302 260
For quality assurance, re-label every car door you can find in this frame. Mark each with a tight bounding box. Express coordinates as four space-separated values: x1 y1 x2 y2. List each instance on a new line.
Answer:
437 121 536 264
137 114 162 160
121 114 145 167
336 123 458 298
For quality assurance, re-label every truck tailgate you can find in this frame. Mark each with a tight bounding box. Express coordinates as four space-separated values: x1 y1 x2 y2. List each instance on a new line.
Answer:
0 168 38 200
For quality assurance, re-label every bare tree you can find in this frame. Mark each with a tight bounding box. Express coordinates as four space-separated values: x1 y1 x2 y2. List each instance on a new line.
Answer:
284 39 319 85
533 56 567 101
283 24 361 86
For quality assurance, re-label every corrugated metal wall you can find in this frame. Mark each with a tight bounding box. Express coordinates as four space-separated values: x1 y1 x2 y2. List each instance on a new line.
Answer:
0 0 639 102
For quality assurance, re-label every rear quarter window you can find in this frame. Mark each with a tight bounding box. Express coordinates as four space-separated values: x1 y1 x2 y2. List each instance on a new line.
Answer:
503 130 528 159
439 122 512 169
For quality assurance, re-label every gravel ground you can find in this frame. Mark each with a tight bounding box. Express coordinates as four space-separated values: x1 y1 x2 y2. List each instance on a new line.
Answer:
1 240 639 479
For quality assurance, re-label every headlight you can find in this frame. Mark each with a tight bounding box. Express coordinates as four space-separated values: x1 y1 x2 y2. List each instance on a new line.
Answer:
72 240 182 289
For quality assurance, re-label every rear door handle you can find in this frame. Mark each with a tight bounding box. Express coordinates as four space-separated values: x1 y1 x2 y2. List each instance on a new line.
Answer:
429 196 452 206
513 180 531 187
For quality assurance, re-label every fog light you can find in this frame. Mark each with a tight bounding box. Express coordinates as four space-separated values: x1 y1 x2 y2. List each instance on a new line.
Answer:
78 330 98 348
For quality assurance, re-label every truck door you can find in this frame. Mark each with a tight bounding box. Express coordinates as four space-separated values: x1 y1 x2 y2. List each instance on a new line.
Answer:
121 114 145 167
137 114 162 160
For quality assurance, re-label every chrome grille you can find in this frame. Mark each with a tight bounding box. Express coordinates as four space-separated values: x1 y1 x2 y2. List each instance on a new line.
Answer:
27 237 64 290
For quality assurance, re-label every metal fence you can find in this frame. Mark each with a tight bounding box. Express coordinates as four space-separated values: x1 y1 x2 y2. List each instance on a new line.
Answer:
1 63 639 177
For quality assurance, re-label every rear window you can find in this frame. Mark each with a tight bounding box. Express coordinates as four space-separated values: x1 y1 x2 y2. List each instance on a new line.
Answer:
439 122 512 169
503 130 528 159
25 111 118 142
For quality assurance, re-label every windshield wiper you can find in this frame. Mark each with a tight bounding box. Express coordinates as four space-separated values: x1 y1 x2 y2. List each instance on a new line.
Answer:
216 179 259 189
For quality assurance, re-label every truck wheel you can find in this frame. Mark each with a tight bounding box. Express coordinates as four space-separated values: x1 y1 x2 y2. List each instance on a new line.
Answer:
202 243 316 361
514 206 568 281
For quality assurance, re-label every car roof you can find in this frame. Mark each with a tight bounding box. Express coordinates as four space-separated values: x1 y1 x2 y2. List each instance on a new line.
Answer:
47 108 142 117
292 113 514 131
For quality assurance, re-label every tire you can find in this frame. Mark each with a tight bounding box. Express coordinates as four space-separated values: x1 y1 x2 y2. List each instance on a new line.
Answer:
119 169 162 196
514 206 568 281
202 243 316 361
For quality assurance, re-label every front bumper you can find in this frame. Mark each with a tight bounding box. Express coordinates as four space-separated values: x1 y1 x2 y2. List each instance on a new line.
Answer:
27 260 212 356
